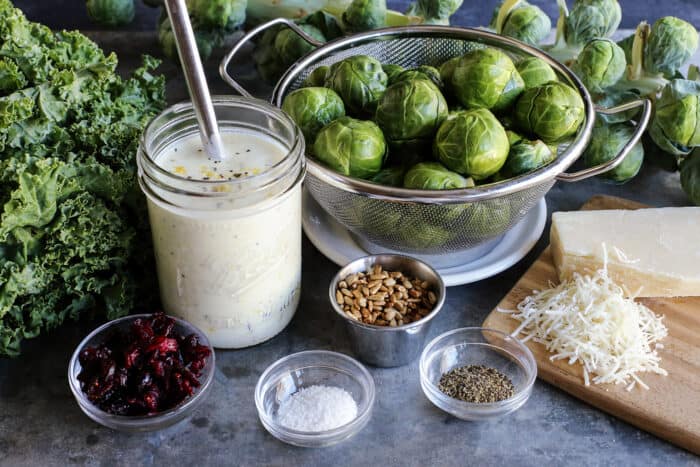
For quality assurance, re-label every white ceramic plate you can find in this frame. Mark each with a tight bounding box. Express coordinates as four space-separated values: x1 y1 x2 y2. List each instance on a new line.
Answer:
302 188 547 287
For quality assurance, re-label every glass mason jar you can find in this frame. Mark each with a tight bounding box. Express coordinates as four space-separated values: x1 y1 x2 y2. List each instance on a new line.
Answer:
137 96 305 348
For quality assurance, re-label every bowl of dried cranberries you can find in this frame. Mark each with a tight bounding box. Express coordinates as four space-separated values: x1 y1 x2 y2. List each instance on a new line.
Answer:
68 312 215 432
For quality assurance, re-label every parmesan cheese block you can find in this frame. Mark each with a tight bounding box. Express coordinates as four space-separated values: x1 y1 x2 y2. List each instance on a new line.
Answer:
550 207 700 297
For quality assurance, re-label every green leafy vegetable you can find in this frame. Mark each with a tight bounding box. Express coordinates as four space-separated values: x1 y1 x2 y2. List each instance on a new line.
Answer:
433 108 510 179
648 79 700 157
450 48 525 112
680 150 700 205
342 0 387 32
375 78 448 153
514 81 585 142
0 1 165 355
571 38 626 93
86 0 135 27
281 87 345 144
313 116 387 178
325 55 388 115
491 0 551 46
405 0 463 25
403 161 473 189
516 57 558 90
501 137 556 177
583 122 644 183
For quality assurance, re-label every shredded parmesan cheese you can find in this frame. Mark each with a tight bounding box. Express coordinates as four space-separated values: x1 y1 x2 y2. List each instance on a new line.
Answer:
501 261 668 391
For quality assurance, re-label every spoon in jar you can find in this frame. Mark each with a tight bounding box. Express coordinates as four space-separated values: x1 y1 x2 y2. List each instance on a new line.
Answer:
164 0 225 160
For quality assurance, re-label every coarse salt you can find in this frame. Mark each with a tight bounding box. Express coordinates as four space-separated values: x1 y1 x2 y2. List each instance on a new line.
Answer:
276 385 358 432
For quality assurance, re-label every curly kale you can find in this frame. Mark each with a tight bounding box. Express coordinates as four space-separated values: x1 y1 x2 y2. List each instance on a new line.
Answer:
0 0 166 355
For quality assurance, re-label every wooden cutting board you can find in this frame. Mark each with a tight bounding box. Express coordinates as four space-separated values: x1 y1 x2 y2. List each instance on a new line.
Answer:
482 195 700 455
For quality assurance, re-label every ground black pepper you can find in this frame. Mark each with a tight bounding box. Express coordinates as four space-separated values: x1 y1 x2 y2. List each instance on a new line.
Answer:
438 365 515 403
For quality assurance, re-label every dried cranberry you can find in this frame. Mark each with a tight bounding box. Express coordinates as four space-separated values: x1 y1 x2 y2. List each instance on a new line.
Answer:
76 312 210 416
151 312 175 337
147 336 178 354
131 318 154 343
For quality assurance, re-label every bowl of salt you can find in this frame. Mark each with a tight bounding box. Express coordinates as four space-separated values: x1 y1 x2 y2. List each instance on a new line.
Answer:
254 350 376 447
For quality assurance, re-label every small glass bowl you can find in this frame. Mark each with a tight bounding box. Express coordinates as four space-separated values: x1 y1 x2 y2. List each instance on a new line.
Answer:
68 314 215 432
255 350 375 447
419 327 536 421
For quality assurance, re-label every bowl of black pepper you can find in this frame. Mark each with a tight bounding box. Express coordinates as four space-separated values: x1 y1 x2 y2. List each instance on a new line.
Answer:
419 327 536 421
68 312 214 432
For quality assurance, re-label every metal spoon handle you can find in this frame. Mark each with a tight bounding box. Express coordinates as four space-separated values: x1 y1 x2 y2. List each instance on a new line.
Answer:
165 0 224 160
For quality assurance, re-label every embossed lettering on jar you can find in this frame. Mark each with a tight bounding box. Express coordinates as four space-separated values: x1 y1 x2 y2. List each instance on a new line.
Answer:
138 97 305 348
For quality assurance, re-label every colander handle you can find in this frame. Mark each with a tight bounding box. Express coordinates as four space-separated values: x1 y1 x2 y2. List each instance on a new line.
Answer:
555 98 652 182
219 18 325 98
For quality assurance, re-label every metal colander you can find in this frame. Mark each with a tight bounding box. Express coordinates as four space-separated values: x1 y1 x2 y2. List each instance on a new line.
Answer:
222 22 650 266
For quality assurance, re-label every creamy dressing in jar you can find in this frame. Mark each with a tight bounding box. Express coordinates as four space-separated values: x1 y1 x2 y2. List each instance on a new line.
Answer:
138 97 304 348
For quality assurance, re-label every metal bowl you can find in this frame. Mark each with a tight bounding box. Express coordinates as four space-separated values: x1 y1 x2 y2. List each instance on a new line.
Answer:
222 22 651 268
328 254 446 367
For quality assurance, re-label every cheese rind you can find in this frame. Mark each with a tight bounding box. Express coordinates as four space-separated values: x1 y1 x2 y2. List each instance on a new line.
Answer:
550 207 700 297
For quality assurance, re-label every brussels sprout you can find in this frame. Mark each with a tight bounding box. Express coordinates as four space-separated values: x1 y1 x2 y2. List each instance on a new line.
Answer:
583 122 644 183
572 38 626 93
514 81 585 142
464 200 512 239
506 130 524 146
301 10 344 40
159 16 221 61
492 0 551 46
680 151 700 205
400 224 454 249
649 79 700 157
303 66 331 87
383 64 405 84
326 55 388 115
370 166 406 186
645 17 699 77
281 87 346 144
501 138 556 177
405 0 464 25
439 56 461 97
86 0 135 27
252 25 286 83
393 66 443 88
433 109 510 179
385 139 431 168
617 33 634 65
188 0 246 32
564 0 621 48
342 0 387 33
403 162 474 189
275 24 326 67
642 134 680 172
375 79 448 149
313 116 387 178
516 57 558 89
594 90 642 124
451 48 525 112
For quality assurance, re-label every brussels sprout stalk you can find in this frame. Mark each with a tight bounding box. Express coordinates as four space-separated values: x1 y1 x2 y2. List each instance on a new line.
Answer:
614 17 699 97
547 0 622 64
494 0 522 33
613 22 669 96
547 0 577 63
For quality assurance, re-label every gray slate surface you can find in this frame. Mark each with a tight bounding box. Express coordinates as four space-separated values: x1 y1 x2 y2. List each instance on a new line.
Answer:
1 22 700 467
